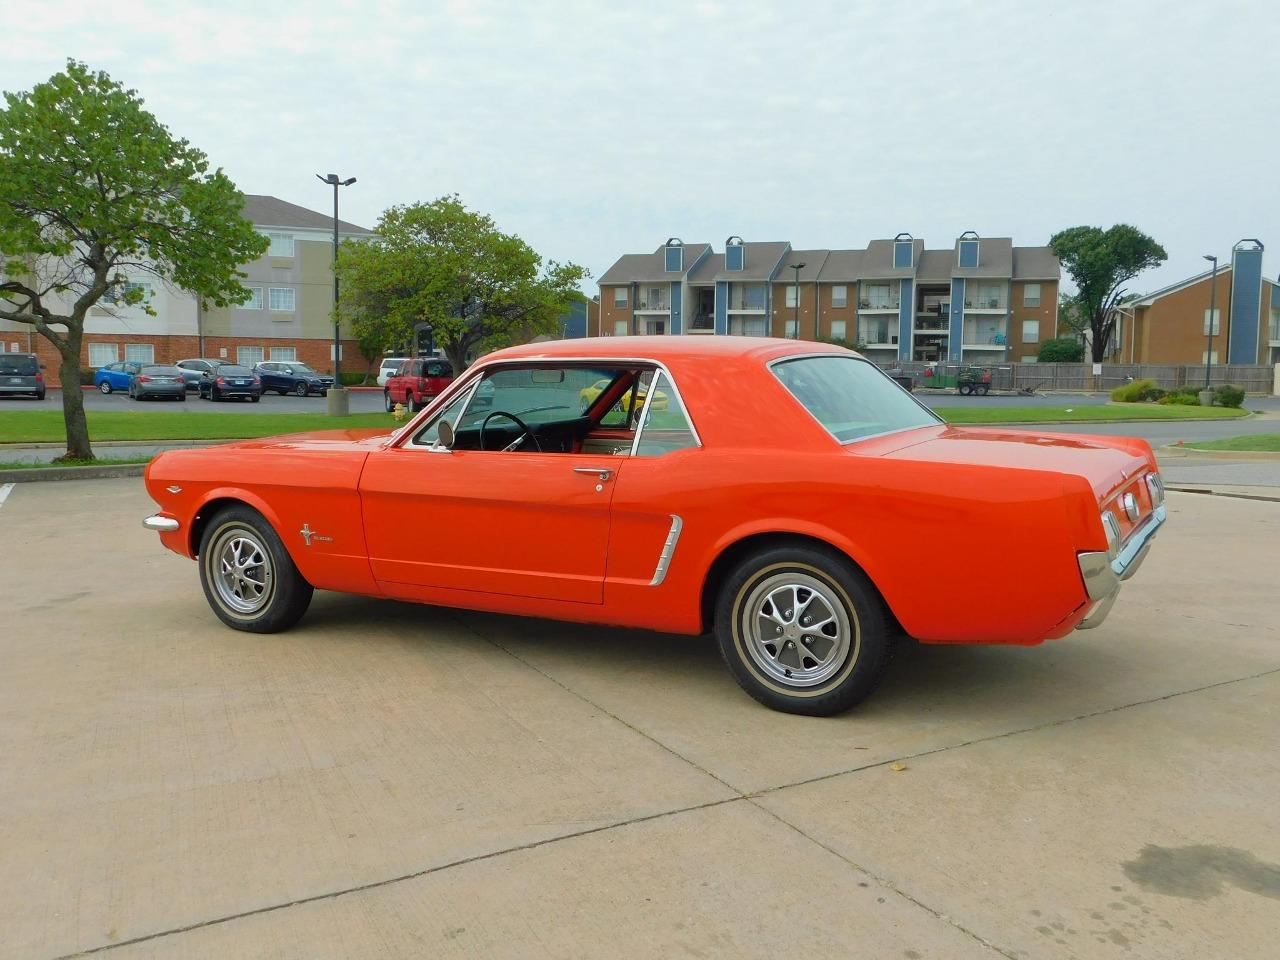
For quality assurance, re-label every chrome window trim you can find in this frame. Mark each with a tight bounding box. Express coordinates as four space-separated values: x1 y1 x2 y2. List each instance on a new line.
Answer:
766 352 944 447
393 356 703 453
408 375 483 452
648 515 684 586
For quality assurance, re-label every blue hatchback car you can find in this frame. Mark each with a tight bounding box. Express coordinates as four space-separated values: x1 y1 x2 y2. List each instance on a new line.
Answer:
93 361 142 394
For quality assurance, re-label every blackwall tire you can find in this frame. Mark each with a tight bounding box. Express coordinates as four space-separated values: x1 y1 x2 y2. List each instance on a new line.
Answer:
714 544 894 716
198 505 313 633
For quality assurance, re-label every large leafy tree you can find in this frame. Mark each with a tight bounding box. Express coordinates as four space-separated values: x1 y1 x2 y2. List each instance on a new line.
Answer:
336 196 587 372
1049 225 1166 362
0 61 267 460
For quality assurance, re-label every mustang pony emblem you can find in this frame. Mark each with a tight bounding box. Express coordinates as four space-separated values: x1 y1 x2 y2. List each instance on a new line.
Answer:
299 524 332 546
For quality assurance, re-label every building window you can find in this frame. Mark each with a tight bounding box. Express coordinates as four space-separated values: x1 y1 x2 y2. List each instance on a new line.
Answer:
269 346 297 361
831 285 848 308
268 287 296 311
1022 283 1041 307
266 232 294 257
860 283 897 310
1202 349 1219 365
644 319 666 335
124 343 155 364
785 285 799 308
88 343 118 367
893 240 913 269
728 316 767 336
958 239 979 269
237 346 264 367
831 319 847 341
1021 320 1040 343
243 287 263 310
784 319 798 338
1203 309 1221 335
101 280 153 306
613 287 628 306
329 344 344 361
613 319 628 336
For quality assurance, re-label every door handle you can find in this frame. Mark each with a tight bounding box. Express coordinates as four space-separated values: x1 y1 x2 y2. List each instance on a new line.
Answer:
573 466 614 482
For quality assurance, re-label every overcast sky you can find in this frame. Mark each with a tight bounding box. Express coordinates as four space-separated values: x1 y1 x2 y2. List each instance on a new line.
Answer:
5 0 1278 294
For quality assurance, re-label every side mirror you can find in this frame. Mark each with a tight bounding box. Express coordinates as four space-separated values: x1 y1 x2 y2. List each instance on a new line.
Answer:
436 420 455 450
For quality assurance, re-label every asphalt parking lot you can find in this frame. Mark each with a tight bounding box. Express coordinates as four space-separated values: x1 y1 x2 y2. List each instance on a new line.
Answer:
2 479 1278 959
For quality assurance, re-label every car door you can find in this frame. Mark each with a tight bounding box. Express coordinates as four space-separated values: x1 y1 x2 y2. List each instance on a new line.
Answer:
260 363 283 391
360 364 626 604
109 363 133 390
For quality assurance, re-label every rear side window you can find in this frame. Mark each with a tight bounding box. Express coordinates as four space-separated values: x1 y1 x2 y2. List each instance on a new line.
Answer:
772 355 940 443
633 372 698 456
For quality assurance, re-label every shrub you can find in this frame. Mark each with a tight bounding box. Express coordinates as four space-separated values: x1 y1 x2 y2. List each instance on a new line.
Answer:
1037 337 1085 363
1110 378 1160 403
1215 384 1246 408
338 372 368 387
1158 392 1200 406
81 367 97 385
1170 384 1201 398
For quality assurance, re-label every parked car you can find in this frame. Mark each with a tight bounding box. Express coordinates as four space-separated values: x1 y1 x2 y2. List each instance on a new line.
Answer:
198 364 261 402
129 365 187 401
254 361 334 397
93 361 142 394
175 358 228 391
0 353 45 400
578 376 667 413
377 356 409 388
383 357 454 412
142 337 1166 716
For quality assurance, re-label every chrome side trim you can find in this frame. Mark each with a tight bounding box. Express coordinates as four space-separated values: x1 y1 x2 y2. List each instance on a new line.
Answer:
630 371 661 457
143 515 180 533
648 515 684 587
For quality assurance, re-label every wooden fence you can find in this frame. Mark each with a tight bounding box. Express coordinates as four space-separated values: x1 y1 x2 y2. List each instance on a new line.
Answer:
872 360 1276 394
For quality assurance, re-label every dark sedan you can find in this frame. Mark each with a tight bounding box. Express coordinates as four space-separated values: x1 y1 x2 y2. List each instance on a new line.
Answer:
175 358 228 391
198 365 262 402
253 361 334 397
129 365 187 401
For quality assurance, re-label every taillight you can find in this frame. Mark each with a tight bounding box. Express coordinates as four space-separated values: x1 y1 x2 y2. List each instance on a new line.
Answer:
216 377 226 385
138 375 152 382
35 373 43 383
253 378 261 385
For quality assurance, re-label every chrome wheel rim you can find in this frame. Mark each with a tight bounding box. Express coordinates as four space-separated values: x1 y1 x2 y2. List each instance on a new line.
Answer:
740 571 853 687
209 527 274 616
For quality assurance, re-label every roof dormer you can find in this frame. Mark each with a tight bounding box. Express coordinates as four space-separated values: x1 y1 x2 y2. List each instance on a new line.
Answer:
893 232 914 269
957 230 980 269
664 237 684 273
726 235 745 271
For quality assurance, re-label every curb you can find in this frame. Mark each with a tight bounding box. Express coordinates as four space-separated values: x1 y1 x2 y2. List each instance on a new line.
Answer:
1159 445 1280 461
1167 486 1280 504
0 463 147 483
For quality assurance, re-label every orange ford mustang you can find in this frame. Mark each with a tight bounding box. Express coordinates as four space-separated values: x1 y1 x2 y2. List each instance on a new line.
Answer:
143 337 1167 716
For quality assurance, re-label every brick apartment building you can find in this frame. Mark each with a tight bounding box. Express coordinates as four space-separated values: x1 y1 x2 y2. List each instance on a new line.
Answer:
0 195 371 385
595 234 1061 364
1108 240 1279 366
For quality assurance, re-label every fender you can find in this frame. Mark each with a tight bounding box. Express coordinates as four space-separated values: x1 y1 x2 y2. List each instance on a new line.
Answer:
189 486 293 560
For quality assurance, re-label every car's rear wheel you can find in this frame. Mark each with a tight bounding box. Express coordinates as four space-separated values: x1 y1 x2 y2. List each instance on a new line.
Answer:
384 390 393 412
295 382 307 397
198 505 313 633
99 381 112 394
714 544 894 716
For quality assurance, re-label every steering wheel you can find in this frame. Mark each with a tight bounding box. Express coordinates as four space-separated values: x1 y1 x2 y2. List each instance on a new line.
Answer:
479 410 541 453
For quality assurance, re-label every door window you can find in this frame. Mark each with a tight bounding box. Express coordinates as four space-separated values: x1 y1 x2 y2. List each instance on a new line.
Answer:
633 372 699 456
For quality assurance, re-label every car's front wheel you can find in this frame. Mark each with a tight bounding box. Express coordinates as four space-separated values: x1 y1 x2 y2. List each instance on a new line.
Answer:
198 505 313 633
99 381 112 394
714 543 894 716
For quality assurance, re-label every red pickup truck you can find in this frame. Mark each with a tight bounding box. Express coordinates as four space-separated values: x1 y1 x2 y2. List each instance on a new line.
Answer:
383 357 455 412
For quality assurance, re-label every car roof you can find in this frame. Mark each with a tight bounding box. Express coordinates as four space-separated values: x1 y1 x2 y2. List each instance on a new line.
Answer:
488 336 849 365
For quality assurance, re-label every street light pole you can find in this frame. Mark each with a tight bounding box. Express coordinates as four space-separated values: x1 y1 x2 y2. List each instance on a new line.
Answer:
1202 254 1218 389
317 173 356 415
790 262 806 338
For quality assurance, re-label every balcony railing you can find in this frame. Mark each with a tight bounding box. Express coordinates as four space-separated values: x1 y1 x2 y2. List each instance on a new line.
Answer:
691 313 715 332
726 285 767 312
1269 318 1280 342
963 290 1007 311
963 319 1008 345
635 293 670 311
858 299 900 311
914 317 948 332
858 321 897 345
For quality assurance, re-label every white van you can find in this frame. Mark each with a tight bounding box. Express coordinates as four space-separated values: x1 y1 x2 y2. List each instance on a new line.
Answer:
377 357 408 388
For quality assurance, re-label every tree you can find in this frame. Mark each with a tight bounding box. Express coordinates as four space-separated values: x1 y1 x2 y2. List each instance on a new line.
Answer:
0 62 267 460
1037 337 1085 362
1049 225 1166 362
336 196 587 372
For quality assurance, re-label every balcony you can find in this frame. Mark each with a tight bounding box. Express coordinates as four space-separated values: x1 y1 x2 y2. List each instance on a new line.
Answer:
963 287 1007 312
726 283 767 313
962 318 1008 348
858 320 898 347
690 313 715 333
1269 316 1280 345
914 317 949 333
634 290 671 313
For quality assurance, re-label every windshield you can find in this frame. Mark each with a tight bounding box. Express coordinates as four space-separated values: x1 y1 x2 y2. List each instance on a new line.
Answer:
0 356 38 375
293 364 318 375
772 355 941 443
457 366 617 429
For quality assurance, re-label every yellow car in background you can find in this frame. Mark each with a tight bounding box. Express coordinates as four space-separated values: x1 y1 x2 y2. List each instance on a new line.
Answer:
579 377 669 414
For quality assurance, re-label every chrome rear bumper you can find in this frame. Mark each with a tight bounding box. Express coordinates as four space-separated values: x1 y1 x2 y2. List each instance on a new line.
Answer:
1075 503 1167 630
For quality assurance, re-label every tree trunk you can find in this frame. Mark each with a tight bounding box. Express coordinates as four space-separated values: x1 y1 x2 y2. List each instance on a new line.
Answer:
55 329 94 462
442 340 469 373
1090 321 1108 363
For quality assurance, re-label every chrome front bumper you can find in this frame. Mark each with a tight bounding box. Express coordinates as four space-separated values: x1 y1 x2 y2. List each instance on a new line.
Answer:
142 514 180 533
1075 503 1167 630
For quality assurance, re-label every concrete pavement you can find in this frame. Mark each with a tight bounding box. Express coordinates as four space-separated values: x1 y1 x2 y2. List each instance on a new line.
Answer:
1 480 1278 959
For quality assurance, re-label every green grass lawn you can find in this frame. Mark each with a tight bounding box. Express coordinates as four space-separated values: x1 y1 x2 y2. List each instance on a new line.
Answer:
0 456 154 470
937 404 1251 424
1183 433 1280 452
0 411 396 444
